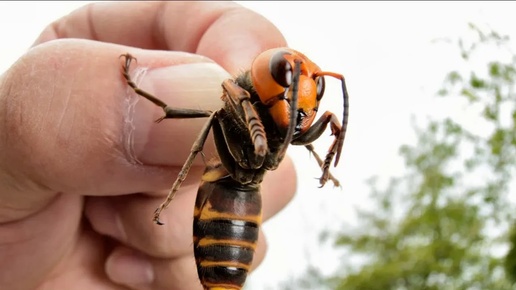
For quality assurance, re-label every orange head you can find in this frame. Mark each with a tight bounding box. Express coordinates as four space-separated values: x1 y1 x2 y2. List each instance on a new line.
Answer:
250 48 325 135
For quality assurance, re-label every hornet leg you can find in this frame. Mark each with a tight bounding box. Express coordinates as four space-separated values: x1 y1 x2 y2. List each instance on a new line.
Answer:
120 53 212 122
153 111 218 225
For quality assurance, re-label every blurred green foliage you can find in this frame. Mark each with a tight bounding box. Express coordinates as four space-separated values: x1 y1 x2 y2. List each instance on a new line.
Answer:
283 23 516 290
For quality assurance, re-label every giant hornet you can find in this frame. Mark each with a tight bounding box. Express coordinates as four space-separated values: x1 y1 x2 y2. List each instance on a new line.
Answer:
120 47 349 290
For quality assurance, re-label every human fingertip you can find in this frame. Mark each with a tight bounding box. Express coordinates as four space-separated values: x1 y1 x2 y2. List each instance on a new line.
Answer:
262 156 297 220
197 7 287 75
85 198 127 242
106 247 155 288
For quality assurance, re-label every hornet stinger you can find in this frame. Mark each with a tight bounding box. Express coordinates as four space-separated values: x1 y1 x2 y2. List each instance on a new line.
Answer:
120 47 349 290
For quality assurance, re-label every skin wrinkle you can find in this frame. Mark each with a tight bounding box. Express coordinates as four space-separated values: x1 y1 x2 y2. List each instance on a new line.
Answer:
46 64 57 138
65 104 78 150
163 2 231 53
49 16 64 41
25 53 58 144
90 63 163 193
88 90 121 179
56 2 161 50
0 75 13 144
122 66 148 166
0 60 50 195
31 55 60 166
151 1 167 50
54 72 74 144
0 193 64 239
85 2 99 42
5 45 120 196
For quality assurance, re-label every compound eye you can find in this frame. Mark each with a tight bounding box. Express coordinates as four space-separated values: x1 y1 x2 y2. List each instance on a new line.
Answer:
315 76 325 100
270 52 292 88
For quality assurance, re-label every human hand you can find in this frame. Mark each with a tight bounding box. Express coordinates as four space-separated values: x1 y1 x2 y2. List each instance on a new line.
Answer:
0 2 296 290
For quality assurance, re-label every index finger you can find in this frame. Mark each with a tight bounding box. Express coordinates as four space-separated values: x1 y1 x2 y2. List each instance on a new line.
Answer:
34 1 287 73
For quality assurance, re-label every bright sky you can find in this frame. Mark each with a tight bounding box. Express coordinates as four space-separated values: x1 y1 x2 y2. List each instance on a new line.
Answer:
1 2 516 290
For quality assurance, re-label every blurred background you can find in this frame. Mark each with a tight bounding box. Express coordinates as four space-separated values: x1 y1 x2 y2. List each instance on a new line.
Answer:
2 2 516 289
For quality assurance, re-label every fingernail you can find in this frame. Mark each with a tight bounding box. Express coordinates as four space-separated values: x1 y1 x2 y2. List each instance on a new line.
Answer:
124 62 230 165
106 248 154 287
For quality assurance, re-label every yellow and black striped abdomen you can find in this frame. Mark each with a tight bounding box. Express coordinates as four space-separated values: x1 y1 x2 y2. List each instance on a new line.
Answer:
193 174 262 290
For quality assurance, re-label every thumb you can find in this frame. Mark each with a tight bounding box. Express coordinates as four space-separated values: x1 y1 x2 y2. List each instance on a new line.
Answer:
0 38 229 222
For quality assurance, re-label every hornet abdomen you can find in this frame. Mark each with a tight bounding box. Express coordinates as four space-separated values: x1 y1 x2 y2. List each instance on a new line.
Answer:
193 163 262 290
